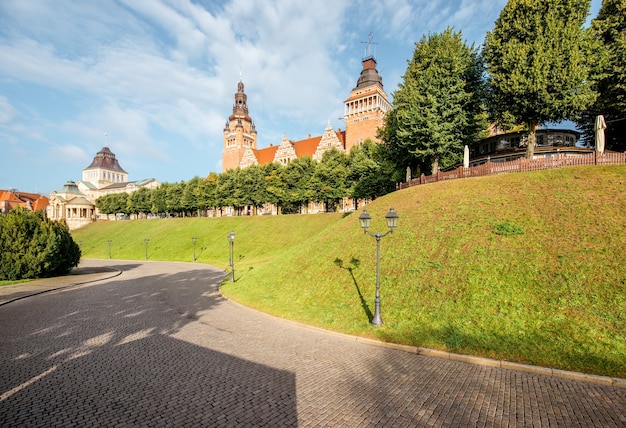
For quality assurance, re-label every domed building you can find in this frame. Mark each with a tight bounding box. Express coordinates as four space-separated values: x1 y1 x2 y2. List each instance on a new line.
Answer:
47 146 159 229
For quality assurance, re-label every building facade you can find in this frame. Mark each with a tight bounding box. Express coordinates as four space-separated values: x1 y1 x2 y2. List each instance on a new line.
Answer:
222 53 391 170
47 146 159 229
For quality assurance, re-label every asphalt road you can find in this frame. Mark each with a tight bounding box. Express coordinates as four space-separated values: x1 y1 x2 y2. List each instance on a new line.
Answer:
1 260 625 427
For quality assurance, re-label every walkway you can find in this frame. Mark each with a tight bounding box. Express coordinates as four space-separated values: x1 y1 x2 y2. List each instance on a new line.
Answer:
1 260 624 427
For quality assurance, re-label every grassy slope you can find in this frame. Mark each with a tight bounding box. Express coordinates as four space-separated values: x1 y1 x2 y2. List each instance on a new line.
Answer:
73 165 626 377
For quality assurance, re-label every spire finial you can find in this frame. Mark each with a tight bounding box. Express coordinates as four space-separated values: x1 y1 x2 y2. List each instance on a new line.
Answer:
361 32 378 60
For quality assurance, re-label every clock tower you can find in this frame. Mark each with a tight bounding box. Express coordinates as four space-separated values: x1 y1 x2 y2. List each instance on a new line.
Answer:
222 80 257 171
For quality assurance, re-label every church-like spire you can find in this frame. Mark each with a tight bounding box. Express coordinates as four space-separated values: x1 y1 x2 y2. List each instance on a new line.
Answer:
354 33 383 90
230 80 251 122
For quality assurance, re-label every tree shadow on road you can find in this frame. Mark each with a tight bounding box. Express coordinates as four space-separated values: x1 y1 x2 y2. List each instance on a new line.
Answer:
0 261 299 426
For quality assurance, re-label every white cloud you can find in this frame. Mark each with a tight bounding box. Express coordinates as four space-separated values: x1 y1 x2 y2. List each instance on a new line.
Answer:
0 96 17 125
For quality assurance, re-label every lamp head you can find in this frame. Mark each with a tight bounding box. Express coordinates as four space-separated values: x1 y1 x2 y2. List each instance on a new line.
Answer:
229 230 235 242
385 207 399 231
359 209 372 231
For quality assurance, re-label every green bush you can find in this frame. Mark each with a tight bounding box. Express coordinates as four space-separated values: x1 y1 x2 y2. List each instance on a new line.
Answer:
0 208 81 280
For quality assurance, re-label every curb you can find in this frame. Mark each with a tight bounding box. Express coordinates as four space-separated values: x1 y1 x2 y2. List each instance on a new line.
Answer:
220 285 626 389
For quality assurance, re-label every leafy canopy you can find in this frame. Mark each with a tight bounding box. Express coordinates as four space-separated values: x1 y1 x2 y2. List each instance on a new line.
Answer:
381 27 486 175
484 0 597 157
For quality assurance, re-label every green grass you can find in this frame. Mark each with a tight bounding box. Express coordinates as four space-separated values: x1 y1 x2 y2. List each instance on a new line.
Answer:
73 165 626 378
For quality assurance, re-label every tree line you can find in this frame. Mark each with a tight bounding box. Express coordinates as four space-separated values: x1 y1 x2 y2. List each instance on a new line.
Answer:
96 142 396 217
382 0 625 178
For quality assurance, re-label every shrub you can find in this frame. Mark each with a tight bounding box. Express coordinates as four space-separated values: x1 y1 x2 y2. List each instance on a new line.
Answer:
0 208 81 280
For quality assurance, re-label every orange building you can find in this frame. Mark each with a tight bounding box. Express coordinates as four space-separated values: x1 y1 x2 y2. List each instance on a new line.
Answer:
222 53 391 171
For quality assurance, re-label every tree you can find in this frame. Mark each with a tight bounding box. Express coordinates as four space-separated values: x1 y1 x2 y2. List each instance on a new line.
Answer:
484 0 598 158
182 177 202 216
197 173 218 216
576 0 626 150
311 149 349 212
95 193 128 220
216 168 243 215
381 28 487 175
262 163 286 214
126 187 152 218
150 186 167 216
0 208 80 280
239 165 266 215
348 140 395 204
284 156 316 213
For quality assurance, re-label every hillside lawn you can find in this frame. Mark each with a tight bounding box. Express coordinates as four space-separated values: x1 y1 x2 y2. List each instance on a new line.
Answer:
73 165 626 378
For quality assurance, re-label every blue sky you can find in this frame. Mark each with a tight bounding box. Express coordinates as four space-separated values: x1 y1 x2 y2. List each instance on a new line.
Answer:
0 0 601 195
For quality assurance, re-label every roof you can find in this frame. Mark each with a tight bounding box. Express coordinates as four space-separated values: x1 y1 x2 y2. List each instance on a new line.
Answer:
83 146 128 173
293 136 322 158
353 57 383 90
256 145 279 165
78 181 97 190
0 190 48 212
66 196 94 206
59 181 85 195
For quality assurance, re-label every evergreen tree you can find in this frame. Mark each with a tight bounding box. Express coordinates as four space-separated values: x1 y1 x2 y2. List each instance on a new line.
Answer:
381 28 486 175
576 0 626 150
484 0 597 158
0 208 80 280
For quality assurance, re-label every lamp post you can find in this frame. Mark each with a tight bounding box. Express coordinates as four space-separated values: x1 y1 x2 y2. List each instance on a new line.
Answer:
192 237 197 261
227 230 235 282
359 207 399 326
107 240 112 259
144 238 150 260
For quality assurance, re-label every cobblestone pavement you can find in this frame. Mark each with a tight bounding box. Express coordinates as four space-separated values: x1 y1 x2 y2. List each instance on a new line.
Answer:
1 260 625 427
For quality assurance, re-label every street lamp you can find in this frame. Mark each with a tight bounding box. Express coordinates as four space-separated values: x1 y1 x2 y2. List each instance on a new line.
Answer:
192 237 198 261
359 207 399 326
144 238 150 260
107 240 112 259
227 230 235 282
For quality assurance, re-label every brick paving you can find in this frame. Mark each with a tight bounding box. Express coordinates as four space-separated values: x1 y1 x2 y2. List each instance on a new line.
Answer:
1 260 625 427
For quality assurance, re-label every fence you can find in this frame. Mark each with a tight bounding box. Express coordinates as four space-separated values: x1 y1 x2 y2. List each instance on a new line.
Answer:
398 151 626 190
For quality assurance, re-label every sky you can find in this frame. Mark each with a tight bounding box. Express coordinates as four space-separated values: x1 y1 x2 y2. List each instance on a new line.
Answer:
0 0 602 195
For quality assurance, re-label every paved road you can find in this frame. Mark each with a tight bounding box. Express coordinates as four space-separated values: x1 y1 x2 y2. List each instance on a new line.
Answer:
1 260 625 427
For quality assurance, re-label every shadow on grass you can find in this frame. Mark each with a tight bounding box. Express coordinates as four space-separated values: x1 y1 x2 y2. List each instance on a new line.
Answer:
334 257 373 322
376 323 625 378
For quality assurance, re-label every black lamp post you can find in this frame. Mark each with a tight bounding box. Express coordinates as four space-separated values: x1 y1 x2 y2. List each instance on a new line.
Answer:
359 207 399 326
228 231 235 282
192 237 197 261
144 238 150 260
107 240 112 259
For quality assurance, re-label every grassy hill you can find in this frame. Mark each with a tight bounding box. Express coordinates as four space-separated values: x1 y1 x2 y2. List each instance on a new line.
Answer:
73 165 626 378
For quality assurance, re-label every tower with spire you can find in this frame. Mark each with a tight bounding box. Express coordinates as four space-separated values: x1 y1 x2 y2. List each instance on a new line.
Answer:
343 34 392 152
222 80 258 172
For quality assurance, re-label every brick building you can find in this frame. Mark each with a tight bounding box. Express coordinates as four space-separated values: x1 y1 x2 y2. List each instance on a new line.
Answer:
222 53 391 171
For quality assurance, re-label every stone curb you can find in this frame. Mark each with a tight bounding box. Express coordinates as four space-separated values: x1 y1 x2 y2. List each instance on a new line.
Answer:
221 284 626 389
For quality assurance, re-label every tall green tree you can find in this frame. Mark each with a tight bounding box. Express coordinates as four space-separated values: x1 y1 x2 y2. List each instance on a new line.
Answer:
311 149 349 212
484 0 598 158
197 173 218 216
182 177 202 216
239 165 266 215
262 163 286 214
348 140 395 204
284 156 316 213
381 28 486 175
576 0 626 150
126 187 152 217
